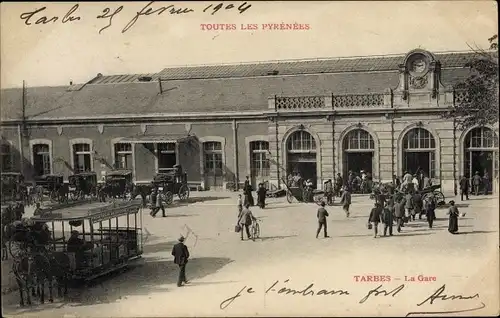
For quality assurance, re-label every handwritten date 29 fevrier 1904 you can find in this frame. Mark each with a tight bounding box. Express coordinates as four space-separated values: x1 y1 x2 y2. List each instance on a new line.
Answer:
19 1 252 34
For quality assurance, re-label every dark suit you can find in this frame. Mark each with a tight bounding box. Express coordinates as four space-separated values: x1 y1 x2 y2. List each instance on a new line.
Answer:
459 177 469 201
316 207 329 238
171 242 190 286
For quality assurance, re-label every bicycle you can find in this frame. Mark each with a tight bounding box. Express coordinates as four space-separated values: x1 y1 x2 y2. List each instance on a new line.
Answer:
250 217 262 241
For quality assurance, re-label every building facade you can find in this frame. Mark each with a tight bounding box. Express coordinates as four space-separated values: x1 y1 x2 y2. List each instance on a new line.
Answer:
1 49 499 193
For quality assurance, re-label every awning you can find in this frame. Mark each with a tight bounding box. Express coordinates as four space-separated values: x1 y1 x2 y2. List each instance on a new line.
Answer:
118 134 197 144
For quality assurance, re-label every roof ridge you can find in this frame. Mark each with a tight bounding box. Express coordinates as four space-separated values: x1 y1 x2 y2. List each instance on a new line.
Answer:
158 49 482 70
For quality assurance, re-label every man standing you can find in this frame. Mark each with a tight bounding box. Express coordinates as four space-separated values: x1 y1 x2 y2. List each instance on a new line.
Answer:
316 201 329 238
473 171 482 196
340 186 352 217
483 170 490 195
424 194 436 229
334 173 343 197
171 236 190 287
382 200 395 237
324 179 334 205
394 197 405 233
243 176 254 206
459 175 469 201
368 202 383 238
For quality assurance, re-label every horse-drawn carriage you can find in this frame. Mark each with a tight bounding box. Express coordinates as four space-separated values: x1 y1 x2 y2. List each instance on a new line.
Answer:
1 172 26 203
101 170 133 199
33 174 68 203
5 200 144 306
69 172 98 200
283 178 333 205
370 182 445 206
152 165 190 202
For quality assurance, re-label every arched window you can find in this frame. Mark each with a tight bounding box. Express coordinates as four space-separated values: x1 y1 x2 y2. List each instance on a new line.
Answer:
287 130 316 152
286 130 317 186
343 129 375 151
402 128 436 178
464 127 499 180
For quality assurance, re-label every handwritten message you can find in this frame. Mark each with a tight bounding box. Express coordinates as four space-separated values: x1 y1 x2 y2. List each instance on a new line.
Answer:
219 280 484 315
18 1 252 34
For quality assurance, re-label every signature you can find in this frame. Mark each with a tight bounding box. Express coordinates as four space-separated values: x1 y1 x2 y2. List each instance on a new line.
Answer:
18 2 253 34
416 284 480 306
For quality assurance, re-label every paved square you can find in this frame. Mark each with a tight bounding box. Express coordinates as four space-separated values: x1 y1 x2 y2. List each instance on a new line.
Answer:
2 192 499 317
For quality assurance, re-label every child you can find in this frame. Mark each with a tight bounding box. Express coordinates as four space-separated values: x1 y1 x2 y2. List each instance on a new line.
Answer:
237 194 243 214
340 186 352 217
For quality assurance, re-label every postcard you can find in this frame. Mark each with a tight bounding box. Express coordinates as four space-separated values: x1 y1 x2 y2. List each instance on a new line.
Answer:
1 1 498 317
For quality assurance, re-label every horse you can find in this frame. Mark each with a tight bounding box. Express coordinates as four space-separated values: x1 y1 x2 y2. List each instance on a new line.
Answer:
130 184 152 207
13 252 55 306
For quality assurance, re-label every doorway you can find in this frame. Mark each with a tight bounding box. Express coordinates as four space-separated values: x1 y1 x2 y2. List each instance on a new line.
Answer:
466 151 494 178
343 152 373 179
287 155 317 188
403 151 434 177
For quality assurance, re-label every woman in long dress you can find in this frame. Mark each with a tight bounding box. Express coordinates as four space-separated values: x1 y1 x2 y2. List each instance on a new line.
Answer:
447 200 459 234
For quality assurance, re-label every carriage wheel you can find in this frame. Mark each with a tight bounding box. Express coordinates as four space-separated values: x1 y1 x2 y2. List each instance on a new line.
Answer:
286 190 293 203
165 191 174 205
435 191 445 205
178 185 190 201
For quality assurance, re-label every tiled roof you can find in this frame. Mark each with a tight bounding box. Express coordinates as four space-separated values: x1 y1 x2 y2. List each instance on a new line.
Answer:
0 67 472 121
89 51 486 84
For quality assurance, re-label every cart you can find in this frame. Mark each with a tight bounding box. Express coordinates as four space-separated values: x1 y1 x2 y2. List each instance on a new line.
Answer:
152 165 190 202
30 200 144 282
69 172 98 200
282 178 332 205
34 174 68 203
420 184 445 206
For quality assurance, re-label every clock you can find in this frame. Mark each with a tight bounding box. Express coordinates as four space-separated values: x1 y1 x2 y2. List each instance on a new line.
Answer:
407 53 429 75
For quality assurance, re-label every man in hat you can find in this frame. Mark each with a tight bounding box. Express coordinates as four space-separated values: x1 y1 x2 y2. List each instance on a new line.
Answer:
459 175 469 201
151 188 167 217
67 230 93 269
316 201 330 238
171 236 190 287
324 179 334 205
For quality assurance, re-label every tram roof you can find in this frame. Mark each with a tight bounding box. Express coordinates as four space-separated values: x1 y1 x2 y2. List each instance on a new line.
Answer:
31 200 142 222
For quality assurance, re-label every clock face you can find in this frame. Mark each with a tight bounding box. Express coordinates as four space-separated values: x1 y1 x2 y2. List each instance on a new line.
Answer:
411 59 427 73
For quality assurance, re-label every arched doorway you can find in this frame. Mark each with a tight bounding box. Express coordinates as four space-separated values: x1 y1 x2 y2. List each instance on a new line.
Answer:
287 130 317 188
402 128 436 178
463 127 499 183
342 129 375 178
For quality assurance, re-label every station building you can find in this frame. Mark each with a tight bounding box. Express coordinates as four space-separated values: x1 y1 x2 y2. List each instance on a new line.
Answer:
1 49 499 193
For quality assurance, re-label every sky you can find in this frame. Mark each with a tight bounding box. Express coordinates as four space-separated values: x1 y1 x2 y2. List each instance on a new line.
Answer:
1 1 498 88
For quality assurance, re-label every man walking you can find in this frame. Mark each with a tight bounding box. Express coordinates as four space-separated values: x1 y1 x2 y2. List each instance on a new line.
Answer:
171 236 190 287
459 175 469 201
152 188 166 217
316 201 329 238
340 186 352 217
382 200 395 236
424 194 436 229
238 203 256 241
368 202 383 238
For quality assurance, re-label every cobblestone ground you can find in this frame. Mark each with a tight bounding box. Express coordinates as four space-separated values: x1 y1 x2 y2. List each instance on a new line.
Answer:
2 191 499 317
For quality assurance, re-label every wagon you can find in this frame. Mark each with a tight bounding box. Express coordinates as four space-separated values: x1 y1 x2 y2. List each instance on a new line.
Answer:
420 184 445 205
30 200 144 282
69 172 98 200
